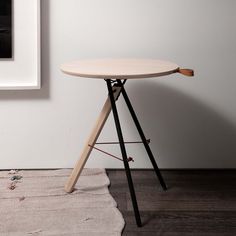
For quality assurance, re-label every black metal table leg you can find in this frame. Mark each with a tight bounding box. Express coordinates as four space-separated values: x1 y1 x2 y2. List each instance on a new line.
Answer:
106 79 142 227
116 80 167 191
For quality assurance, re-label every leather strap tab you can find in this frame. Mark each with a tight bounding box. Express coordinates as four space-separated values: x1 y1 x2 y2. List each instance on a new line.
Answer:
177 68 194 77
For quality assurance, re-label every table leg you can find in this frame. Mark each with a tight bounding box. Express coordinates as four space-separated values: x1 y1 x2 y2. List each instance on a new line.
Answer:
64 85 122 193
106 79 142 227
116 80 167 190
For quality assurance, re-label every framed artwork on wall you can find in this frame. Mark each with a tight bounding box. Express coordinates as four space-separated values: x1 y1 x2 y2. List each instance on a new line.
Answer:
0 0 12 59
0 0 40 90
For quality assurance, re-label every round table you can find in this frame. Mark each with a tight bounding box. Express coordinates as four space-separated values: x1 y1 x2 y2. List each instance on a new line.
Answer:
61 59 181 79
61 59 193 227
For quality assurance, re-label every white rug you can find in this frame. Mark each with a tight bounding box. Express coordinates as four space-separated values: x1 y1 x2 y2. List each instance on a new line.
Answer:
0 169 125 236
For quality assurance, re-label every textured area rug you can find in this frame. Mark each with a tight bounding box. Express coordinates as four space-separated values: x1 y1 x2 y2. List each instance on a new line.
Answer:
0 169 125 236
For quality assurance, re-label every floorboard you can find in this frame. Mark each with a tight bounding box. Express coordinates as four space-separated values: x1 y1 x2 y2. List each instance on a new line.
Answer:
107 170 236 236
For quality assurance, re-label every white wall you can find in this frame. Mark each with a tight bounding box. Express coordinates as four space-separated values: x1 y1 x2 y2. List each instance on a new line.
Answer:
0 0 235 169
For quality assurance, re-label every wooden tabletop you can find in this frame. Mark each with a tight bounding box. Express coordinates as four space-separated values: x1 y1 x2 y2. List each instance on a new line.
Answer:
61 59 180 79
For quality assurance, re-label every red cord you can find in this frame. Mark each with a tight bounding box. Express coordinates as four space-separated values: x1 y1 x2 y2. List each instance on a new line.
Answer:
88 145 134 162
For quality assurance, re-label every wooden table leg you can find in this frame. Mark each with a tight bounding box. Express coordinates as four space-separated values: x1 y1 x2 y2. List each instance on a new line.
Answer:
65 85 122 193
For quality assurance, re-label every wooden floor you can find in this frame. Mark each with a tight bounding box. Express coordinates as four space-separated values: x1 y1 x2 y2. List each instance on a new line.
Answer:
107 170 236 236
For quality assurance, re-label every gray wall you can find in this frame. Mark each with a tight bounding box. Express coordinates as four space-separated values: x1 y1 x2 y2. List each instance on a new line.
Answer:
0 0 235 169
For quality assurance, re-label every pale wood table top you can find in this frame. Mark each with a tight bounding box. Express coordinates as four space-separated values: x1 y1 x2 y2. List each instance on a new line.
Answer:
61 59 180 79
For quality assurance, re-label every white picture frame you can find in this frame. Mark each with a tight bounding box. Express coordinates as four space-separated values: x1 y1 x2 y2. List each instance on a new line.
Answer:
0 0 40 90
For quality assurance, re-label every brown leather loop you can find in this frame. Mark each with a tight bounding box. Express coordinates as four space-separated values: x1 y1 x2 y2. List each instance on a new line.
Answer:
177 68 194 77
